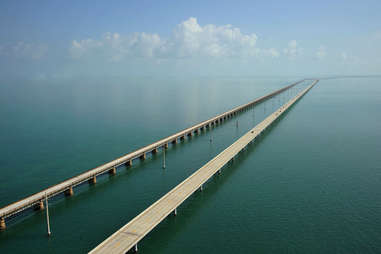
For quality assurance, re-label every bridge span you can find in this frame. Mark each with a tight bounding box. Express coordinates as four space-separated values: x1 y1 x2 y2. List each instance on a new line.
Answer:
0 79 304 230
89 80 318 253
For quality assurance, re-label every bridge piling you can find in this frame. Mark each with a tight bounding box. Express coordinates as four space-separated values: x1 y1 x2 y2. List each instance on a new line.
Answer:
88 80 316 254
162 148 166 169
65 186 74 196
0 80 306 230
89 176 97 184
37 200 44 210
0 217 5 230
109 167 116 175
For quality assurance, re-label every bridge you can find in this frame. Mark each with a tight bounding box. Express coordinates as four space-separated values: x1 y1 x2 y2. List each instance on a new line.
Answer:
0 79 304 230
89 80 318 253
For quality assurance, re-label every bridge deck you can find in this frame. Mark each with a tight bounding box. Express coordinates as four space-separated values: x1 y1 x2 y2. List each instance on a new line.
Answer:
89 80 318 254
0 80 303 222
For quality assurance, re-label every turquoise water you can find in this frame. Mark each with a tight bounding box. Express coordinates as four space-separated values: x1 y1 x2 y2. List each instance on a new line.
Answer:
0 77 380 253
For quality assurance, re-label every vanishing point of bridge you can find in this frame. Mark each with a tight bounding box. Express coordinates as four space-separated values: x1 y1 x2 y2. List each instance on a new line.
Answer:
0 80 306 230
89 80 318 253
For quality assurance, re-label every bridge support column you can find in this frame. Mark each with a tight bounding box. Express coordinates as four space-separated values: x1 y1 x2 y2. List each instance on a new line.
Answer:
140 153 146 160
89 176 97 184
164 143 168 149
194 129 199 134
174 208 177 216
180 136 185 141
172 139 177 144
187 132 192 137
152 148 158 154
0 218 5 230
109 167 116 175
134 244 138 252
200 184 203 192
65 186 74 196
127 160 132 167
38 200 44 210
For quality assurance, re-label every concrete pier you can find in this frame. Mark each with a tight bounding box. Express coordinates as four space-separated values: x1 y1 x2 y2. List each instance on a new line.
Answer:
0 218 5 230
109 167 116 175
65 186 74 196
0 80 305 226
140 153 146 160
38 201 44 210
89 176 97 184
89 80 318 254
152 148 158 154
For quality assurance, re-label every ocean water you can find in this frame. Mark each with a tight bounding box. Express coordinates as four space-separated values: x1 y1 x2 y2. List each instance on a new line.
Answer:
0 77 380 253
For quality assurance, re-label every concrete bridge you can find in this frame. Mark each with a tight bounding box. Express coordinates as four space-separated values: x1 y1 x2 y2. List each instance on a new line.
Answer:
89 80 319 253
0 79 305 230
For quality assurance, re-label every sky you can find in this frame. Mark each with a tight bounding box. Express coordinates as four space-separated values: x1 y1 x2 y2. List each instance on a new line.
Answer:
0 0 380 80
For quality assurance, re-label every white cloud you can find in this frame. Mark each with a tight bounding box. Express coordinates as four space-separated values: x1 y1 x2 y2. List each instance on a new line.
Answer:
283 40 303 59
340 51 359 64
172 17 259 57
316 45 326 60
69 17 261 60
0 41 47 59
70 39 104 58
341 51 348 61
262 48 280 58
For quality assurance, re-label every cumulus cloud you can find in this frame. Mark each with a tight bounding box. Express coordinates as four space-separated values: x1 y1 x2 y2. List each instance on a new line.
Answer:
70 39 103 58
172 17 259 57
340 51 359 64
341 51 348 61
69 17 262 61
262 48 280 58
283 40 302 59
316 45 326 60
0 41 47 59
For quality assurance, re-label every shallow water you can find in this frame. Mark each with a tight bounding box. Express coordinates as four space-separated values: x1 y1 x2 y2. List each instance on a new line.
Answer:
0 77 380 253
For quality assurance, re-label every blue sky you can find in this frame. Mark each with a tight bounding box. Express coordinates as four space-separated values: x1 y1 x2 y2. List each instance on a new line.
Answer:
1 0 380 80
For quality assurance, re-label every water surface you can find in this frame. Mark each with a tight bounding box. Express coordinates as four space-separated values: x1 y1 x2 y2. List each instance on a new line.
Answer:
0 77 380 253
